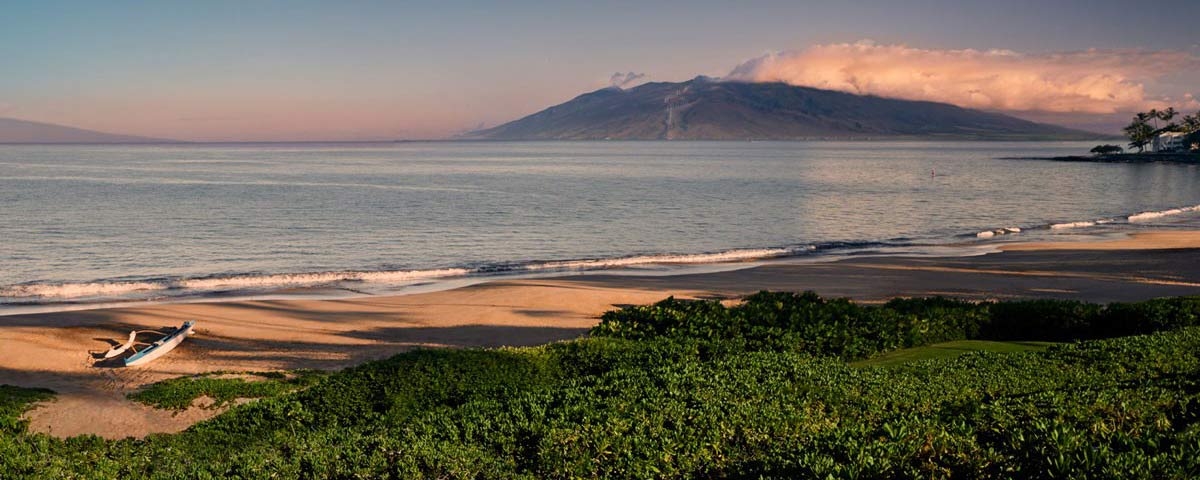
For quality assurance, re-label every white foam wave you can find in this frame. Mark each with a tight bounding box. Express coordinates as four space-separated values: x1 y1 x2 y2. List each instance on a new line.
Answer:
1051 221 1096 230
0 269 475 300
178 268 474 290
1 247 816 302
976 227 1021 238
1128 204 1200 222
0 281 167 299
518 246 815 272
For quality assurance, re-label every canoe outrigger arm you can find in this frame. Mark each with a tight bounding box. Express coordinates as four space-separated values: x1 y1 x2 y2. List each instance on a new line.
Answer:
101 321 196 367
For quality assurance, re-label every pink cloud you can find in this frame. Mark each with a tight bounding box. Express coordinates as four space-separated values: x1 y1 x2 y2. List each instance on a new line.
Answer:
725 41 1200 114
1183 93 1200 110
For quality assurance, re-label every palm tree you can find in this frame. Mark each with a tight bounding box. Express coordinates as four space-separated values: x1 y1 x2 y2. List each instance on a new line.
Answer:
1147 109 1161 130
1182 113 1200 133
1182 113 1200 151
1124 116 1154 152
1159 107 1178 124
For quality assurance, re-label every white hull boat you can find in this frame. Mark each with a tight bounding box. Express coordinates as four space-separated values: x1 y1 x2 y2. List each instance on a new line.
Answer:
117 321 196 367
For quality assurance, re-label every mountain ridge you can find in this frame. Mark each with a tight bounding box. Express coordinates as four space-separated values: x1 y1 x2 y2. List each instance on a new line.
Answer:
0 118 177 144
467 79 1108 141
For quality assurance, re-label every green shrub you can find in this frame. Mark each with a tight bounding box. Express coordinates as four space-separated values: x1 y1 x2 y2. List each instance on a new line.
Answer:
0 385 54 435
128 371 324 410
4 293 1200 478
592 292 1200 359
1098 296 1200 337
883 296 990 341
985 299 1104 340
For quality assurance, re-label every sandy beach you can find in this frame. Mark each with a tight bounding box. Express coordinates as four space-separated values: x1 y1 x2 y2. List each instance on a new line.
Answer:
1000 231 1200 251
4 231 1200 439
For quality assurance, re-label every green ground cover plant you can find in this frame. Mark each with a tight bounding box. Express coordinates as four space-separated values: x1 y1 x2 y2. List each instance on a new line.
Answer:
1 292 1199 478
849 339 1057 367
0 385 54 435
128 370 325 410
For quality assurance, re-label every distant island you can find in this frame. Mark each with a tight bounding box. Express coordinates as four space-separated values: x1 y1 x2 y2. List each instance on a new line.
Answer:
0 117 176 144
464 77 1106 141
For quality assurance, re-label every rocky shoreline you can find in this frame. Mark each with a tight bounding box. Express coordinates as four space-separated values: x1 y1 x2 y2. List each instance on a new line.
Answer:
1006 152 1200 164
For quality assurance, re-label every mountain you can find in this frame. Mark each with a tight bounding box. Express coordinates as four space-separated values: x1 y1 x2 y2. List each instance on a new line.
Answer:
0 118 176 144
467 78 1105 141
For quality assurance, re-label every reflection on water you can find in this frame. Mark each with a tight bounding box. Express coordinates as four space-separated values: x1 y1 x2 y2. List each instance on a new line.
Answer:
1 141 1198 304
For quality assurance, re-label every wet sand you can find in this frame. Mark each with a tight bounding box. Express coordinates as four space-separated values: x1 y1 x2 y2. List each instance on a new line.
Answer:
1000 231 1200 251
3 231 1199 438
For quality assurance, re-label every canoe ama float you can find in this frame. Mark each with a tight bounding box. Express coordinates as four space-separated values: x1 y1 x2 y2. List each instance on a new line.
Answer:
123 321 196 367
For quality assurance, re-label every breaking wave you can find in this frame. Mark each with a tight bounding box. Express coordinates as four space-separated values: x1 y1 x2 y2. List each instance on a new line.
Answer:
976 227 1022 238
1050 218 1118 230
513 246 816 272
0 245 827 303
1128 204 1200 222
11 200 1200 305
972 202 1200 239
1050 221 1096 230
0 281 169 300
176 268 474 291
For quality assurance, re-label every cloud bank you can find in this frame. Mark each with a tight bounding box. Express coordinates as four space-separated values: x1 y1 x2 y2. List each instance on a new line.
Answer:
726 41 1199 114
609 71 647 89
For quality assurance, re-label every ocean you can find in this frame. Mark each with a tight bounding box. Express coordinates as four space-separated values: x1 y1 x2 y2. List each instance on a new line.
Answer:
2 141 1199 309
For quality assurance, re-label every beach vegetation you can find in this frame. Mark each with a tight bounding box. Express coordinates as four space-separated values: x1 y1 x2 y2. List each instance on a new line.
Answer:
128 370 325 410
849 339 1057 367
1183 113 1200 133
2 293 1200 478
0 385 54 435
1089 144 1123 155
1124 116 1155 152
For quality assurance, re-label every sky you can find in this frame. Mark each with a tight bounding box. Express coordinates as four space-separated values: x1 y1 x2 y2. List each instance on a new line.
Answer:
2 0 1199 141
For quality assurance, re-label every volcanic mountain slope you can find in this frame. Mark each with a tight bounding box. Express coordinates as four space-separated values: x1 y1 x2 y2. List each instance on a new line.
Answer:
468 78 1103 140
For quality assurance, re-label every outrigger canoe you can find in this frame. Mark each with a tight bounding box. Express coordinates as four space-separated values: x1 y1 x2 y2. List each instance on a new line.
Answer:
117 321 196 367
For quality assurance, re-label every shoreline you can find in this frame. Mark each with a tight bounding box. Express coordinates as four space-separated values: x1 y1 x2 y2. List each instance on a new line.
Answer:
4 240 1006 316
4 230 1200 439
6 197 1200 311
1005 152 1200 164
1000 231 1200 251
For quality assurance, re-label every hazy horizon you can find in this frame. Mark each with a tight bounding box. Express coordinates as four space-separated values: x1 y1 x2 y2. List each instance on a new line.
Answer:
3 0 1199 141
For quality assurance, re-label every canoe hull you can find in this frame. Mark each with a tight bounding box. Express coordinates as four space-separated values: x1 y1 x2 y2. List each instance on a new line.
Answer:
123 321 195 367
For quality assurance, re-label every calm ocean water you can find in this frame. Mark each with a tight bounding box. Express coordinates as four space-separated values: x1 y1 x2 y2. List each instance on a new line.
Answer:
2 141 1199 307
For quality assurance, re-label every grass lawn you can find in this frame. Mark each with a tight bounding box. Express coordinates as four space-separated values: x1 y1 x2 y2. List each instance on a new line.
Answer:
851 339 1059 367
